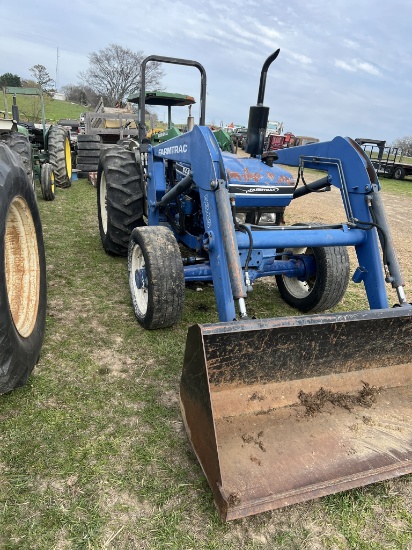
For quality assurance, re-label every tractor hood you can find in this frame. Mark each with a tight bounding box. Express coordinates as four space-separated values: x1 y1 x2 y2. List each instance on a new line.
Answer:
222 153 296 207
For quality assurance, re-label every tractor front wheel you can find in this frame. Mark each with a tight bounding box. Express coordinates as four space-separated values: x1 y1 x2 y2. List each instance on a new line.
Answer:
275 225 350 313
128 226 185 329
0 143 47 394
40 163 55 201
48 125 72 188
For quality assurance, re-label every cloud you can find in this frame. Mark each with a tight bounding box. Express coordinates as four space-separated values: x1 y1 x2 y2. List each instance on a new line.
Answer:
288 52 312 65
334 58 382 76
343 39 359 50
353 60 382 76
334 59 357 72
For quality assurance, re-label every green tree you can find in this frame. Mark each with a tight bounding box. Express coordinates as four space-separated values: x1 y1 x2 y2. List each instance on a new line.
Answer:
0 73 22 87
79 44 164 107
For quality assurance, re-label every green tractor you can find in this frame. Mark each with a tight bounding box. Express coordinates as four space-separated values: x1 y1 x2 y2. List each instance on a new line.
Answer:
127 90 195 143
127 90 235 151
1 87 73 200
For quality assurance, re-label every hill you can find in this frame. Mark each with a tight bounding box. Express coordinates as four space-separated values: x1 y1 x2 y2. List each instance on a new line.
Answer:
2 92 88 124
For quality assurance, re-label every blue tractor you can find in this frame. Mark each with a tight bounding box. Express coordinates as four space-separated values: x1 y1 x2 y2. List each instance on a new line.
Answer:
97 51 412 521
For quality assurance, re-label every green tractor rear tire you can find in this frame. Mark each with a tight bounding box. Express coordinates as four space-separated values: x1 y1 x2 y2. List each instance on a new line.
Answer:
0 132 35 192
0 142 47 394
48 125 72 188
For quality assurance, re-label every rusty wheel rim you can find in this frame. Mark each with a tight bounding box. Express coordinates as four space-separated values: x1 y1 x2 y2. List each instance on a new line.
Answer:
5 196 40 337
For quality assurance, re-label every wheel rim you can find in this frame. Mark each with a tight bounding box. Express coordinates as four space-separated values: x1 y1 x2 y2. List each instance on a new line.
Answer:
100 172 108 234
50 170 55 195
131 243 148 315
5 196 40 337
30 165 35 192
64 137 72 178
281 247 316 299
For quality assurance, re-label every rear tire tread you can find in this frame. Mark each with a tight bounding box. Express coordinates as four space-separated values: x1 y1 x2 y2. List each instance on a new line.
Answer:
97 146 145 256
48 125 71 188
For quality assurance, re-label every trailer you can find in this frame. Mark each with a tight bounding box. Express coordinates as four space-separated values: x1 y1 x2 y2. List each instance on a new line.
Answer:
356 138 412 180
77 98 140 173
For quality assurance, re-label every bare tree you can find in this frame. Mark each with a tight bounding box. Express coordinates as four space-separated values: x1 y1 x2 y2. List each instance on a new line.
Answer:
78 44 164 107
21 78 37 88
148 112 159 129
29 64 55 96
61 84 100 106
392 136 412 157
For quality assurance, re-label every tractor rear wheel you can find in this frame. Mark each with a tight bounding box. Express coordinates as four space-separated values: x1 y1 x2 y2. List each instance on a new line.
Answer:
0 143 47 394
0 132 35 191
48 125 72 188
40 163 55 201
97 146 145 256
128 226 185 329
275 224 350 313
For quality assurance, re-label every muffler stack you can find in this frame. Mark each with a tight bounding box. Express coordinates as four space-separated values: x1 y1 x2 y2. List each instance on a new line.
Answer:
180 308 412 520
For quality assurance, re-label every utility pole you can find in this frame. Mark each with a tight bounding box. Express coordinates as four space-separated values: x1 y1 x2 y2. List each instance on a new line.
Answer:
55 47 59 91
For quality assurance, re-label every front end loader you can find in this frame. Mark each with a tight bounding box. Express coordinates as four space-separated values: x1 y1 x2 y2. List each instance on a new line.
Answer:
97 52 412 521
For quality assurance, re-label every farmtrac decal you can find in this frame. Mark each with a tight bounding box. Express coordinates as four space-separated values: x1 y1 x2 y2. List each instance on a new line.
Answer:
157 144 188 155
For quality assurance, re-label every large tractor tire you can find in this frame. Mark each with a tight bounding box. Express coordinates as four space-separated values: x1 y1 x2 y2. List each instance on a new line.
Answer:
77 134 102 172
97 146 145 256
0 132 35 192
48 125 72 188
275 224 350 313
128 226 185 329
0 143 47 394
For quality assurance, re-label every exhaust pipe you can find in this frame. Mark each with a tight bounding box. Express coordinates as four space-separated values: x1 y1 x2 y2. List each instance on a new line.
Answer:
246 49 280 157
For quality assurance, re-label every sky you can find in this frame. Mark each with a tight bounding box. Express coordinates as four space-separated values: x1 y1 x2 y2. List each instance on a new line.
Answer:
1 0 411 143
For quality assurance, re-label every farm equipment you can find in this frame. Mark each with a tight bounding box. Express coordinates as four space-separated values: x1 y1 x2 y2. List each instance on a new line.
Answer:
97 52 412 521
0 141 47 394
0 111 34 190
128 90 196 144
1 86 73 198
355 138 412 180
267 132 319 151
78 97 140 173
129 90 233 150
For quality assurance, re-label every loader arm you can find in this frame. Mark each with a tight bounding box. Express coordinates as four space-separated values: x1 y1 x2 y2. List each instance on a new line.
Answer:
149 130 407 320
275 136 408 306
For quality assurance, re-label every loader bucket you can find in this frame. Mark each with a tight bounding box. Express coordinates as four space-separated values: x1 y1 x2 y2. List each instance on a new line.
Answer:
180 308 412 521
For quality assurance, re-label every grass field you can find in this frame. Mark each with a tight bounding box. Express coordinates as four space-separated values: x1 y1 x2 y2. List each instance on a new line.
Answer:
2 93 86 124
0 174 411 548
